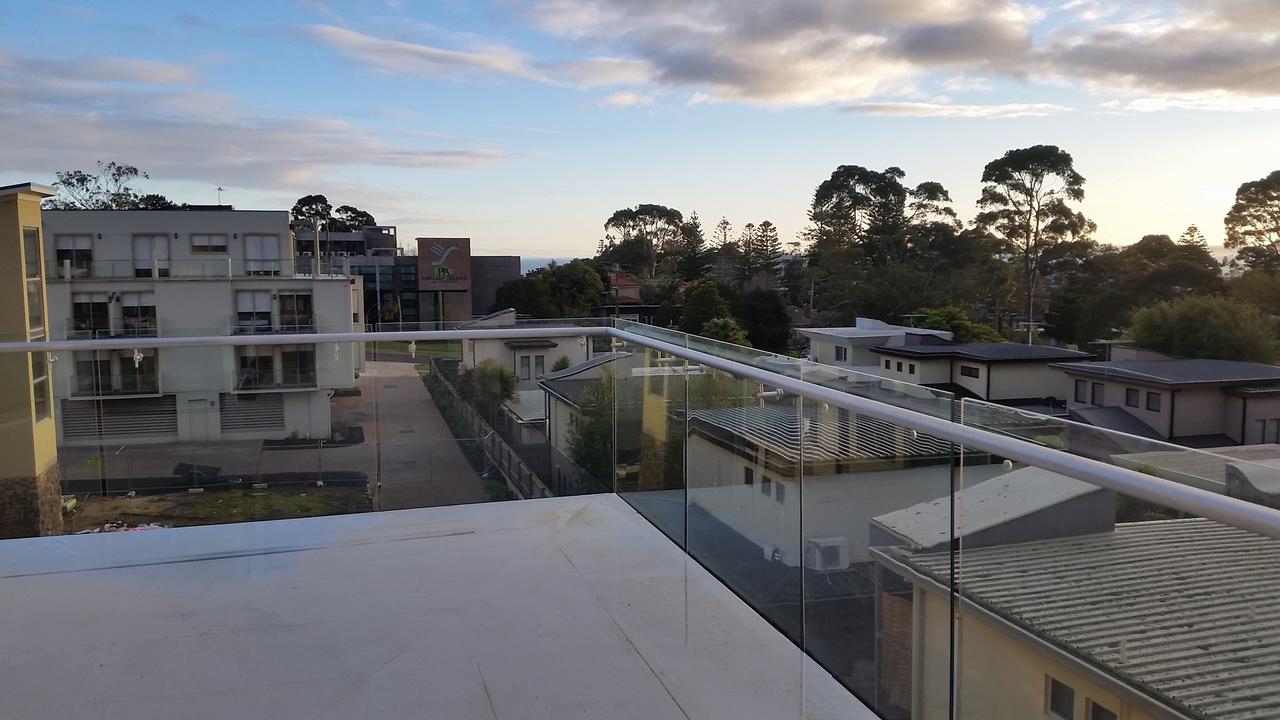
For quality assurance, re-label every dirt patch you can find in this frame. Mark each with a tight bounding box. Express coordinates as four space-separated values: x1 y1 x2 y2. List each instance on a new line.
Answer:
64 486 372 533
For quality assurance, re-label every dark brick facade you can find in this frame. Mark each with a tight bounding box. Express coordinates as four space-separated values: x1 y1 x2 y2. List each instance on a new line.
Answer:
0 463 62 539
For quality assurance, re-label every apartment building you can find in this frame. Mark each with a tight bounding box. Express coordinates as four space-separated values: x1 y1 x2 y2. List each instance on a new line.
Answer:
1055 359 1280 446
42 208 363 446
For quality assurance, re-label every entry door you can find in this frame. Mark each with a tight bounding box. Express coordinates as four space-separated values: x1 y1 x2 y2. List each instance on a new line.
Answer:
187 399 211 442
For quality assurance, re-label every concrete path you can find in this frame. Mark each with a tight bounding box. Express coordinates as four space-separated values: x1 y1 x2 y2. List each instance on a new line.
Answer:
336 361 486 510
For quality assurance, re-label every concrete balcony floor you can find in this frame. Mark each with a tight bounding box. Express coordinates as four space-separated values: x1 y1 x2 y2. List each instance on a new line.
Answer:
0 494 870 720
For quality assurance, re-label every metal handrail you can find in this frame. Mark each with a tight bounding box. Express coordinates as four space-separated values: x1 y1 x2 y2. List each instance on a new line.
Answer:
3 322 1280 539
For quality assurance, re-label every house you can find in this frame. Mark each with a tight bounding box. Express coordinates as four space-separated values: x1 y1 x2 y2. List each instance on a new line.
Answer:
460 308 594 390
42 208 363 446
798 318 952 370
873 342 1092 408
1055 359 1280 446
538 353 622 493
876 516 1277 720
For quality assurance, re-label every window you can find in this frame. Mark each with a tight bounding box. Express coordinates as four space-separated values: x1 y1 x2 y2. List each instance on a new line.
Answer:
24 229 43 332
73 351 111 395
535 355 546 377
834 346 847 362
1146 391 1161 412
30 351 50 421
1075 379 1087 403
23 227 41 279
896 361 903 372
121 292 157 337
281 346 317 387
119 350 157 393
908 363 916 375
191 233 228 253
236 291 272 333
54 234 93 278
244 234 281 275
743 467 753 486
519 355 531 380
775 481 785 503
1091 382 1105 405
1088 700 1118 720
960 365 980 379
278 293 314 331
132 234 170 277
883 359 891 370
25 275 43 332
1125 388 1139 407
1048 677 1074 719
72 292 110 338
237 347 274 390
761 476 772 496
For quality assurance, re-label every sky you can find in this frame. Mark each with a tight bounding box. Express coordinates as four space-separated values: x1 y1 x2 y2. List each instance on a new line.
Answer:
1 0 1278 257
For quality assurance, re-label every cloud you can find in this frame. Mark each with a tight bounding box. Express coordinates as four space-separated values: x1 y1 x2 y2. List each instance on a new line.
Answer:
555 56 652 87
307 25 552 83
597 90 653 107
842 101 1070 118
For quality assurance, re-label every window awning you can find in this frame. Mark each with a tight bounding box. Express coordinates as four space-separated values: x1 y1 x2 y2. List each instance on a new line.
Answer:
504 339 558 349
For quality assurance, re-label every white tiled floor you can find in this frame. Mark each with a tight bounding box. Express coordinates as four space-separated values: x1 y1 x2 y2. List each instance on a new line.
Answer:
0 495 874 719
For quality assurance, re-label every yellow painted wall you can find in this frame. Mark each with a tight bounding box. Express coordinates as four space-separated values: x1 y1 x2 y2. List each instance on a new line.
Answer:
0 190 58 478
916 588 1168 720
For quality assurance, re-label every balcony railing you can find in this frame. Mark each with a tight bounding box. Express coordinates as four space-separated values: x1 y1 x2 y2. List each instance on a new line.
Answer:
67 317 159 340
4 320 1280 720
232 314 317 335
71 373 160 397
50 257 352 280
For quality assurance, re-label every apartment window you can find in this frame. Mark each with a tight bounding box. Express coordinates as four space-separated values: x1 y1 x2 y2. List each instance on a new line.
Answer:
278 292 314 331
281 345 317 387
896 361 903 372
743 467 753 486
1146 391 1161 412
119 349 157 393
244 233 281 275
1088 700 1118 720
236 290 272 333
834 346 847 363
883 359 890 370
72 292 110 338
73 351 111 395
1074 379 1087 403
1091 382 1105 405
1125 388 1139 408
190 233 228 253
30 351 50 421
121 292 157 337
1048 677 1074 719
908 363 916 375
535 355 546 377
54 234 93 278
960 365 980 379
761 476 772 496
132 234 170 277
775 481 785 504
237 347 274 390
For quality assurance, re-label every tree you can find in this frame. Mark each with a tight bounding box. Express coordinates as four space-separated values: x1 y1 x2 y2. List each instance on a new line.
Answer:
750 220 783 278
458 360 517 427
333 204 377 230
43 161 181 210
915 306 1004 343
712 217 733 248
568 369 614 481
600 204 684 277
1129 296 1277 363
975 145 1095 343
701 317 751 346
291 194 333 226
551 356 572 372
492 277 558 317
1230 270 1280 317
679 282 731 335
735 289 791 352
290 195 377 231
1225 170 1280 271
537 259 605 317
675 211 710 280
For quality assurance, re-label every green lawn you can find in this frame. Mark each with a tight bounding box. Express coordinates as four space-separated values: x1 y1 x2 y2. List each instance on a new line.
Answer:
368 340 461 358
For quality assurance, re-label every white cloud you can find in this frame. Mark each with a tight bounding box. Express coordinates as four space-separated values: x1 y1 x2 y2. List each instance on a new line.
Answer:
842 101 1070 118
597 90 653 107
307 25 552 83
555 56 652 87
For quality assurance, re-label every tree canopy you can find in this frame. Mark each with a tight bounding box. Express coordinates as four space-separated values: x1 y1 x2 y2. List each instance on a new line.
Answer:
492 259 605 318
914 306 1004 343
1225 170 1280 272
679 282 732 335
458 360 517 425
735 289 792 352
1129 296 1277 363
44 161 182 210
291 194 377 231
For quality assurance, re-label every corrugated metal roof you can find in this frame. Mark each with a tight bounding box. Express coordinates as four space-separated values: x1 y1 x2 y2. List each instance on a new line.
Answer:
898 519 1280 720
688 405 953 463
1054 360 1280 387
875 342 1093 362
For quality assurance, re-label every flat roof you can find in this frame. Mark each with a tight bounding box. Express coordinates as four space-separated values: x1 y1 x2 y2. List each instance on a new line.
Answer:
0 495 867 719
504 389 546 423
875 342 1092 363
1052 359 1280 386
0 182 55 199
890 518 1280 720
798 317 952 341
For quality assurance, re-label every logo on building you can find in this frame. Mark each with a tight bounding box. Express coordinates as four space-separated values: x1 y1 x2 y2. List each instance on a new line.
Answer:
434 266 455 278
431 243 457 266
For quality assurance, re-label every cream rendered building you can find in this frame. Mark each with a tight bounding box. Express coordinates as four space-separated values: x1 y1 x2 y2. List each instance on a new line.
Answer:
42 208 363 446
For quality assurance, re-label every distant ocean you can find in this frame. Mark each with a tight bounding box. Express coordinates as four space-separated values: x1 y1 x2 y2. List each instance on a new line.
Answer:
520 257 576 274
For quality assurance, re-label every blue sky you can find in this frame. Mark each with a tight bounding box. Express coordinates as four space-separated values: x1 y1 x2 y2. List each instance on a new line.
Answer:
2 0 1278 256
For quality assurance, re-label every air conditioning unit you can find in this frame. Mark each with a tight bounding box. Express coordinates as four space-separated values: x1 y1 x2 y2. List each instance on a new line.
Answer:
804 536 850 571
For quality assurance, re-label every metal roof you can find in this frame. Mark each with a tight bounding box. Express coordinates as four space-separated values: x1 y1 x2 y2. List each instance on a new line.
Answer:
896 519 1280 720
688 404 953 463
874 342 1093 362
1053 360 1280 387
1070 406 1166 441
